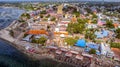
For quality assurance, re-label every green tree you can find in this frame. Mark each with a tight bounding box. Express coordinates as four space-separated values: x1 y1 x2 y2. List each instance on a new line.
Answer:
31 36 47 45
77 18 88 24
51 17 56 21
92 14 97 18
64 37 77 46
116 28 120 39
110 42 120 48
106 20 114 28
73 11 80 17
31 39 37 43
92 18 97 24
46 14 50 18
89 49 96 54
67 23 85 34
85 29 96 41
24 4 34 11
38 36 47 45
75 36 79 40
40 10 47 14
21 13 30 20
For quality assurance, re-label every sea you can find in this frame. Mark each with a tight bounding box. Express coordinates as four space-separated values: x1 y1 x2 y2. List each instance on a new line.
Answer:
0 7 74 67
0 7 24 29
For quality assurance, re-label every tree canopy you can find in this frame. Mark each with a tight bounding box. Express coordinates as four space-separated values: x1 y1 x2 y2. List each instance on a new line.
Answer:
77 18 88 24
67 23 85 34
40 10 47 14
92 14 98 18
21 13 30 20
64 37 77 46
67 19 87 34
115 28 120 39
31 36 47 45
24 4 34 11
85 29 96 41
110 42 120 49
89 49 96 54
106 20 114 28
73 11 80 17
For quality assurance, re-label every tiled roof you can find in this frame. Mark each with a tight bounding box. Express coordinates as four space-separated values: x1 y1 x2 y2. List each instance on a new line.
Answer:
27 30 48 35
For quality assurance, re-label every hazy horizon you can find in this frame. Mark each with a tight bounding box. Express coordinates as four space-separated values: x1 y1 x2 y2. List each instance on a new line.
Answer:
0 0 120 2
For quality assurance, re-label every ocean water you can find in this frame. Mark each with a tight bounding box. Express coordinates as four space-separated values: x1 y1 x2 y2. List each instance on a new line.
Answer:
0 7 25 29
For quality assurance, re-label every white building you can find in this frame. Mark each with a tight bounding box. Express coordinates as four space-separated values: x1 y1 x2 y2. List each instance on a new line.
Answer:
100 43 114 58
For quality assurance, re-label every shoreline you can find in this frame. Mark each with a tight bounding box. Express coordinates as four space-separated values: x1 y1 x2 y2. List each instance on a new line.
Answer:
0 37 52 61
0 36 59 61
0 17 56 62
0 38 35 60
0 37 75 67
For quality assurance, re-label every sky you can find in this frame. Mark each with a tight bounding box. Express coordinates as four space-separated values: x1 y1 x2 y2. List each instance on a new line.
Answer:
0 0 120 2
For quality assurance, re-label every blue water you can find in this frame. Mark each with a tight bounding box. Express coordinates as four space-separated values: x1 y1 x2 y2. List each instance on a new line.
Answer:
0 39 41 67
0 7 25 29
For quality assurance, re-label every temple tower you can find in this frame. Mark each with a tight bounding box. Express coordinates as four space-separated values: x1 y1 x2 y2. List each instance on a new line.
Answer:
57 4 63 14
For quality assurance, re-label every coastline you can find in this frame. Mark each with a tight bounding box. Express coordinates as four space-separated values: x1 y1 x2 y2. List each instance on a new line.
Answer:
0 19 54 61
0 20 56 61
0 37 75 67
0 37 34 60
0 37 51 60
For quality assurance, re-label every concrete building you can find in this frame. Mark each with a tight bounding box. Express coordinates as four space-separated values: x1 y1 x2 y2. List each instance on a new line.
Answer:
100 43 114 58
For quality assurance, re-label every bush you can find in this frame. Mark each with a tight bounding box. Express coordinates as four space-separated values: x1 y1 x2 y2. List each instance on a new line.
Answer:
110 43 120 49
116 28 120 39
89 49 96 54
